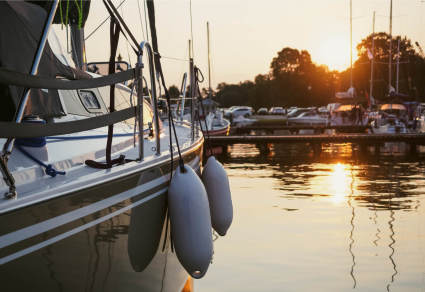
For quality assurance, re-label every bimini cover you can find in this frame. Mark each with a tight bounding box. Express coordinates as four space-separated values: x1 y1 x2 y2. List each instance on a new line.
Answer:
0 1 85 121
380 104 407 111
334 104 357 112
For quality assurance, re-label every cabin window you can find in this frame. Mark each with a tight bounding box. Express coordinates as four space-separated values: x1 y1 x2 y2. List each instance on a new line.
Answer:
79 90 101 111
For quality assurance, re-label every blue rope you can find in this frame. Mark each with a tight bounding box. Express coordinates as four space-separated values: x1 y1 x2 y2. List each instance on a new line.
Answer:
16 145 66 178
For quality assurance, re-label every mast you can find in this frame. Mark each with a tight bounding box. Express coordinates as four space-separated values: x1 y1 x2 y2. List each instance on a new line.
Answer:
189 0 194 59
370 11 375 102
207 22 212 98
350 0 353 89
388 0 393 92
189 39 195 141
396 37 400 93
70 25 86 70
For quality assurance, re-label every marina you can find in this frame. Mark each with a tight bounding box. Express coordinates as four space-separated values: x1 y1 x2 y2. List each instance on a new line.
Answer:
1 0 425 291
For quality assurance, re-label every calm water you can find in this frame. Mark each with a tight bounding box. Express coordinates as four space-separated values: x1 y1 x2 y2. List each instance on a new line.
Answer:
197 143 425 292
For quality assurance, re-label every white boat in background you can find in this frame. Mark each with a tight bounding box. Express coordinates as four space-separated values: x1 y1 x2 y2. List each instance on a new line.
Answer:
288 110 329 125
371 104 408 133
413 103 425 133
330 104 369 127
205 111 230 136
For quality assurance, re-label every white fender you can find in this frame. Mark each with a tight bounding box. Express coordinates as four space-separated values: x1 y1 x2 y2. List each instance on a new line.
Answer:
168 165 213 279
202 156 233 236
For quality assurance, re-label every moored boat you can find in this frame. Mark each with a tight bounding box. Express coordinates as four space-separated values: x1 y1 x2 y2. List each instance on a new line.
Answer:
287 109 329 126
371 103 408 133
0 1 211 291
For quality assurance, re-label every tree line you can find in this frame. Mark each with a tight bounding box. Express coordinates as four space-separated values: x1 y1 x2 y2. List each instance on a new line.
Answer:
198 33 425 110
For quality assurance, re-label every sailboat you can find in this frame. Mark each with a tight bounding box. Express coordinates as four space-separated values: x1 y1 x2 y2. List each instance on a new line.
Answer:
198 22 230 137
371 0 409 134
0 1 209 290
331 0 369 130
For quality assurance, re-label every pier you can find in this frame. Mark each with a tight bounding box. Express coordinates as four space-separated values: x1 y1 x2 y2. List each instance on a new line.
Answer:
209 133 425 145
231 124 370 134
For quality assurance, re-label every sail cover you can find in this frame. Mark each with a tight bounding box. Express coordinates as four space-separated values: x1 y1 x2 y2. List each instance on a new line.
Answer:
0 1 86 121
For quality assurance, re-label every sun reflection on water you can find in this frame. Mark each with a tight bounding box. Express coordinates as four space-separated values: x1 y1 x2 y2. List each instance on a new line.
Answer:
329 163 353 204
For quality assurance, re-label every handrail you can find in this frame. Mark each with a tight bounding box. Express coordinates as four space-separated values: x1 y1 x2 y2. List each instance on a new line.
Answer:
179 72 188 121
135 54 144 160
139 41 161 156
0 67 136 89
0 107 137 138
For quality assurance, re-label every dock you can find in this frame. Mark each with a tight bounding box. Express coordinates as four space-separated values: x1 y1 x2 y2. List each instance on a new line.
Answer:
231 124 370 134
209 133 425 145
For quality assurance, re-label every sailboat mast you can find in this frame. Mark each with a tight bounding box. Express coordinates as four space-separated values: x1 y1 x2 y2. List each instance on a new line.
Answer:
350 0 353 89
189 39 195 141
189 0 195 59
396 37 400 93
370 11 375 101
388 0 393 91
207 22 212 97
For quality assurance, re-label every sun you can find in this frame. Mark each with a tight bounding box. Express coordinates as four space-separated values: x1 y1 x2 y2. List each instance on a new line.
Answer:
315 36 353 71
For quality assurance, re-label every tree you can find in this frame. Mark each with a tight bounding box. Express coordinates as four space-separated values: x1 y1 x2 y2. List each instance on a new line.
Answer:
213 33 425 109
270 48 314 79
168 85 180 100
352 32 425 100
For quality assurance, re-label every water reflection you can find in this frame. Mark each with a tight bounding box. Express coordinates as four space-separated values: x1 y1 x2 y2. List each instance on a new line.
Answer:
200 143 425 292
387 209 397 292
221 143 425 211
329 163 351 204
348 167 357 289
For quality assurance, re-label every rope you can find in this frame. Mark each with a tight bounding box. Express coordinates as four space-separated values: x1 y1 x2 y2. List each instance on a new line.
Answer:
72 0 84 28
16 145 66 178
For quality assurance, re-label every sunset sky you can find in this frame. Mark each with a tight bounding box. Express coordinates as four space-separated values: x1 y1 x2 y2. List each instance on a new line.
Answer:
79 0 425 89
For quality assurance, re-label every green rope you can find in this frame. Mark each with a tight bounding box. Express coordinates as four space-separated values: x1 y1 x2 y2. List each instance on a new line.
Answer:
73 0 84 28
59 0 71 28
59 0 85 29
65 0 69 26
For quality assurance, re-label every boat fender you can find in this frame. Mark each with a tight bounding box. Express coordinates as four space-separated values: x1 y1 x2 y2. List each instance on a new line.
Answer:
168 164 213 279
202 156 233 236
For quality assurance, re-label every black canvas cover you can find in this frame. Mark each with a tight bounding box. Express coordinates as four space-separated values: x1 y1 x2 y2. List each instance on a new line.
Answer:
0 1 87 121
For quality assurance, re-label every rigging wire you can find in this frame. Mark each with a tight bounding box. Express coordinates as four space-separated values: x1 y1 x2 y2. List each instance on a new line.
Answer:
143 0 150 43
161 55 189 62
137 0 147 41
85 0 127 41
120 5 133 67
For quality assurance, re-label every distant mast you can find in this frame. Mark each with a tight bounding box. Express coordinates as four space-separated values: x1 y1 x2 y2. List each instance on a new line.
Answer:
207 21 212 98
370 11 376 102
388 0 393 92
396 37 400 93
